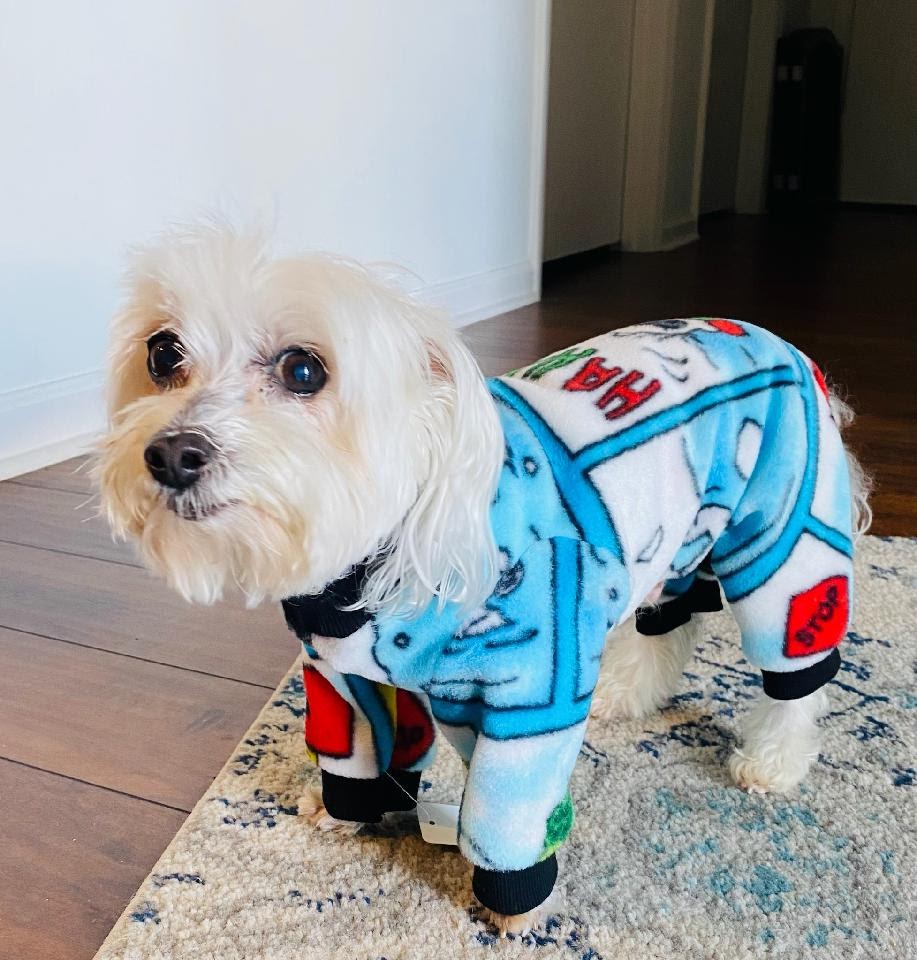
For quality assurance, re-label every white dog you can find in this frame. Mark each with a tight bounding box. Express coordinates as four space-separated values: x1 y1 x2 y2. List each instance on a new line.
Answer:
98 223 870 935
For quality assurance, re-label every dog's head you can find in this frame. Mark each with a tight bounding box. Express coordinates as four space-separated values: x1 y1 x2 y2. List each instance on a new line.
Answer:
97 223 501 611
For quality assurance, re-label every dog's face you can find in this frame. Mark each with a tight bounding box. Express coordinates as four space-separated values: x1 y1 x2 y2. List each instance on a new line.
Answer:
98 225 501 609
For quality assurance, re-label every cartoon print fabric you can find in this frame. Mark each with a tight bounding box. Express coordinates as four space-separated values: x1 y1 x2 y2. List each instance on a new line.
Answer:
286 318 855 878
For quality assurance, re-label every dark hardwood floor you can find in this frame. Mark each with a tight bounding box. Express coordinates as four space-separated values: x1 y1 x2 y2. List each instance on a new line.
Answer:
1 210 914 959
467 211 917 535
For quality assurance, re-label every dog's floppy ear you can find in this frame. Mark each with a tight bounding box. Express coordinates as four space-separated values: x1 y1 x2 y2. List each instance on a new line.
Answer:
362 309 502 616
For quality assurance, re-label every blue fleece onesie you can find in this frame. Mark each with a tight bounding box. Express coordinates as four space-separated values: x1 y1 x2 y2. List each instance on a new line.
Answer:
282 318 854 916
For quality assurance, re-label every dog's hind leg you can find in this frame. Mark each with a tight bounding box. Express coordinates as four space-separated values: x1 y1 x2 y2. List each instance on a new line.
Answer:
590 615 703 720
717 366 865 793
729 687 829 794
591 565 720 721
717 546 847 795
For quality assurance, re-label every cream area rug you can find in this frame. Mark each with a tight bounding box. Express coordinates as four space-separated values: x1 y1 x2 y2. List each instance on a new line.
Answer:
96 537 916 960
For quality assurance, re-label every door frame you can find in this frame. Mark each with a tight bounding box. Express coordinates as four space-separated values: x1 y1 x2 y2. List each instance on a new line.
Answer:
621 0 716 252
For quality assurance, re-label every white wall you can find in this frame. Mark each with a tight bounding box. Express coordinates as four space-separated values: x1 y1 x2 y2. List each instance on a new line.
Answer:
0 0 550 478
542 0 633 261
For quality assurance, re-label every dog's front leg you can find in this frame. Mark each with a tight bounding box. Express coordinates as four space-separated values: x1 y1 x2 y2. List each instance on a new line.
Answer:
299 767 428 832
298 785 365 835
476 880 562 937
451 720 586 936
299 658 436 827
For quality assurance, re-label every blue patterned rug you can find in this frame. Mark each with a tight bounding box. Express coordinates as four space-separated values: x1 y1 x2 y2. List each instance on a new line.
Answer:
96 536 916 959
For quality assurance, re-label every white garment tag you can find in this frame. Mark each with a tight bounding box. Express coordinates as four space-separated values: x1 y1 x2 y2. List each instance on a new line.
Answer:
418 802 459 846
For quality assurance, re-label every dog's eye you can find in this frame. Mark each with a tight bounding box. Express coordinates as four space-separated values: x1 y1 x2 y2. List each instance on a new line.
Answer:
275 349 327 395
147 332 186 384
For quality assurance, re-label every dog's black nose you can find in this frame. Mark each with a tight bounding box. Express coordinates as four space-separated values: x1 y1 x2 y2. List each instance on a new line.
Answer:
144 432 215 490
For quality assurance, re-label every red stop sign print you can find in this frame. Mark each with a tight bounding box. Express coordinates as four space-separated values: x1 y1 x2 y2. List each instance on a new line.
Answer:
785 575 849 658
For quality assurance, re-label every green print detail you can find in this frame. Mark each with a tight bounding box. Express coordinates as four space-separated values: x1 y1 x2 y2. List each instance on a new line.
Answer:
541 793 574 859
508 347 597 382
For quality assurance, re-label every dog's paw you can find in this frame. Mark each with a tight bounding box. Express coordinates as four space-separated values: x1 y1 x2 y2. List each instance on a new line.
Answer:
298 787 364 835
730 689 825 794
589 679 648 721
728 750 810 795
480 891 561 938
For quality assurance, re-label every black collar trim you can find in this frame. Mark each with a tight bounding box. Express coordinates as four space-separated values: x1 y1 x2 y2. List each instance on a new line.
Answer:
282 561 372 639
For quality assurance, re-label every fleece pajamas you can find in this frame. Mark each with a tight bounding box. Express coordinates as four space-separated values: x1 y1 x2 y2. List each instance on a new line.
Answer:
282 318 855 915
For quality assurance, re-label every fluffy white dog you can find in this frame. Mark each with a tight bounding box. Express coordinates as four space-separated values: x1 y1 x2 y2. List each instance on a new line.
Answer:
98 223 869 935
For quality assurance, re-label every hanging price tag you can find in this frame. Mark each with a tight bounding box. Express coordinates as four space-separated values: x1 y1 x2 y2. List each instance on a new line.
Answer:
418 802 459 846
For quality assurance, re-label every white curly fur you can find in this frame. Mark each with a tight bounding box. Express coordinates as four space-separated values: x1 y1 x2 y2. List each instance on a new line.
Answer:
590 616 702 721
729 688 829 794
828 389 874 539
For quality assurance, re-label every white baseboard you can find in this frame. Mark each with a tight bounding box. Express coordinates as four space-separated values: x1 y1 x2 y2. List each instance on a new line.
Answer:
0 262 540 480
0 370 105 481
417 259 540 328
0 427 102 482
659 218 700 252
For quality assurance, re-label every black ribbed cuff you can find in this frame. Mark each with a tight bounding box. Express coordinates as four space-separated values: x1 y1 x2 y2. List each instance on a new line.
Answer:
636 574 723 636
379 769 422 812
762 647 841 700
472 855 558 916
320 768 421 823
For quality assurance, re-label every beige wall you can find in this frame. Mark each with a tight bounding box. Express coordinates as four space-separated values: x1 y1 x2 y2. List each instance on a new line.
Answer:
621 0 714 251
840 0 917 204
700 0 752 215
542 0 634 261
736 0 917 211
735 0 819 213
664 0 714 233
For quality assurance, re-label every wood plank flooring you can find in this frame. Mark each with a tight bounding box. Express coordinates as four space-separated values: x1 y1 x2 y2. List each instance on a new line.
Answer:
0 626 274 809
1 761 184 960
2 210 914 959
0 541 292 684
467 212 917 534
